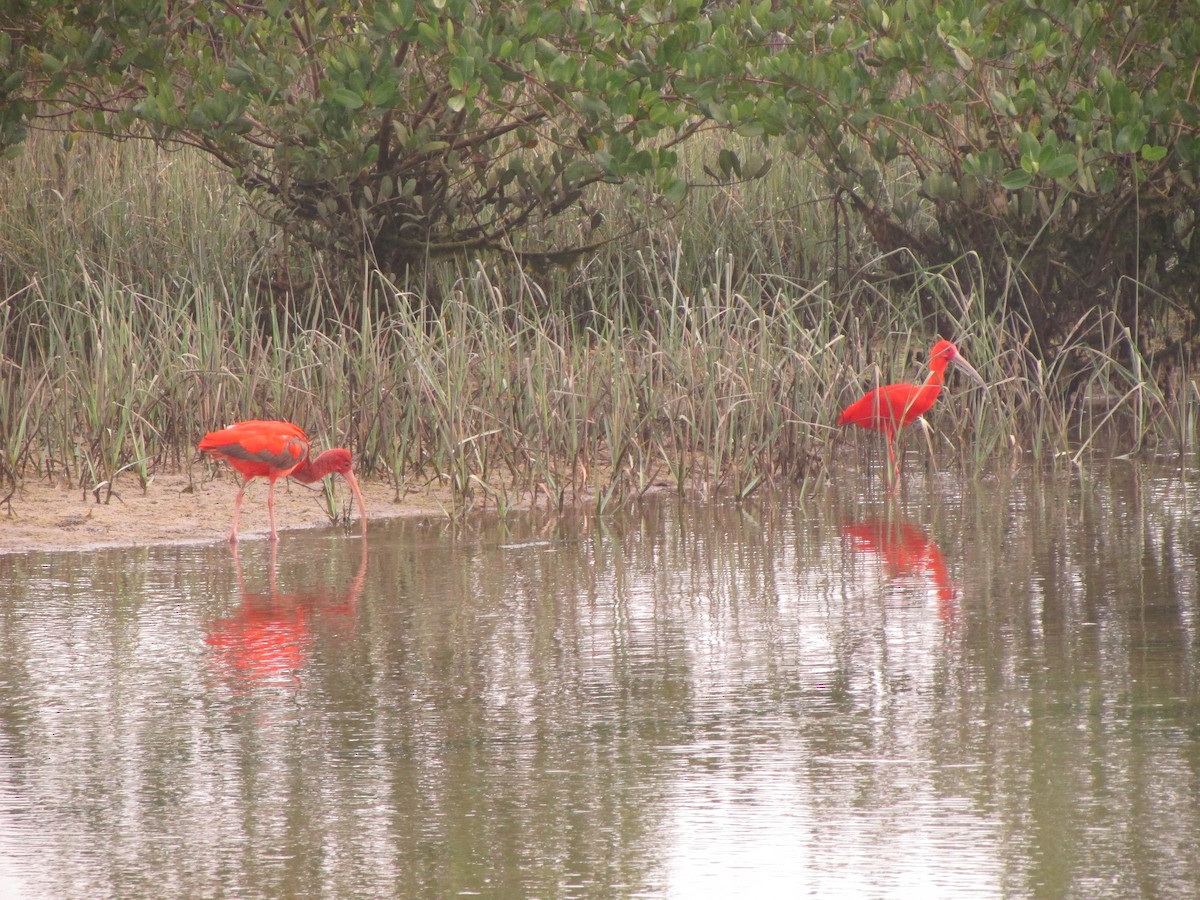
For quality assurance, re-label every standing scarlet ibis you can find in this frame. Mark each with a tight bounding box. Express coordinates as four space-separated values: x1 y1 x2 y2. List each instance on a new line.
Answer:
837 340 987 482
198 419 367 542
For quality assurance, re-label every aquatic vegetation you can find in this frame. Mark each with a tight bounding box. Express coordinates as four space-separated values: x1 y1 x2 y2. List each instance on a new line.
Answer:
1 136 1195 515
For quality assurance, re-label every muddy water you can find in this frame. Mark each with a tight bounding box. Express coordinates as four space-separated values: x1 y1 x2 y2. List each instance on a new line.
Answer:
1 465 1198 898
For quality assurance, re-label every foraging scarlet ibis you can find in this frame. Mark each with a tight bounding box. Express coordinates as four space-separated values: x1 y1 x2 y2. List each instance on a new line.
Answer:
837 340 987 482
198 419 367 542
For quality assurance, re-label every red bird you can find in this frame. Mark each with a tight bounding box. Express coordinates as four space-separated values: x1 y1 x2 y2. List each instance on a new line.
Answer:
837 340 987 482
198 419 367 542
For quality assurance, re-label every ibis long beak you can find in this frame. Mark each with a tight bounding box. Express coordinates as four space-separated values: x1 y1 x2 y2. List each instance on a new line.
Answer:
954 354 988 393
341 469 368 536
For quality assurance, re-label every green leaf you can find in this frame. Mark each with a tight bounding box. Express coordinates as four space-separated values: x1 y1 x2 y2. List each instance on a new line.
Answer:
662 176 688 204
331 87 364 110
718 148 741 178
449 56 475 91
1001 169 1032 190
1018 131 1040 160
1113 123 1146 153
1042 154 1077 180
1106 80 1132 115
989 90 1016 116
1140 144 1167 162
367 80 398 107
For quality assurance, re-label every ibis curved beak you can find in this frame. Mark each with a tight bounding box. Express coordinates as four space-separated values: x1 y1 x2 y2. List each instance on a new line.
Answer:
341 469 368 536
953 354 988 393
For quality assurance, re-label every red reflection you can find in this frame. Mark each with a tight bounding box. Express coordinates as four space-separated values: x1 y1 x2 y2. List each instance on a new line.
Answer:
842 518 957 621
205 540 368 684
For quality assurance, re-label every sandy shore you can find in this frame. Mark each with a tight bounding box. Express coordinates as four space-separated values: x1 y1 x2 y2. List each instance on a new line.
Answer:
0 472 456 554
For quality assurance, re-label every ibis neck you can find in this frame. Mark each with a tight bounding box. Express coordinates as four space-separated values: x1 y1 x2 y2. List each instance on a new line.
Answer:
289 451 336 484
925 357 951 387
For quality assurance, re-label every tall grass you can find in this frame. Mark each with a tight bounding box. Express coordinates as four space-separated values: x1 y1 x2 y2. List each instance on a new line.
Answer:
1 133 1196 515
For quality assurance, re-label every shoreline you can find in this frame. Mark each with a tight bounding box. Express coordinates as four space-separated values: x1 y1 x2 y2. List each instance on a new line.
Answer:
0 472 459 555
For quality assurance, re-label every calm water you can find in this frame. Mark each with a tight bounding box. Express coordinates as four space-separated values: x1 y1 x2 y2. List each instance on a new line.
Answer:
1 464 1198 899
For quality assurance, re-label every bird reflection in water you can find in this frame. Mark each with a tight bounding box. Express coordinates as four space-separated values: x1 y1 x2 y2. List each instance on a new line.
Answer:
205 539 368 687
842 517 958 622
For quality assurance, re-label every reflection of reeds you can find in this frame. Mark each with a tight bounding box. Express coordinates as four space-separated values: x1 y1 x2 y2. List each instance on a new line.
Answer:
1 134 1195 516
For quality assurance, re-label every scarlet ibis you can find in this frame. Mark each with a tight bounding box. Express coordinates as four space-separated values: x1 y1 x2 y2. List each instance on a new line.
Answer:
837 340 987 482
198 419 367 542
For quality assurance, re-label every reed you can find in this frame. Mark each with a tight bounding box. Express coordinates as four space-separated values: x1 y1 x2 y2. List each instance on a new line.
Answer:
1 133 1195 517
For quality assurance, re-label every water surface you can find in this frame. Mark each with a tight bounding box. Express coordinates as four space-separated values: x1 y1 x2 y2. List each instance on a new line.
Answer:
1 465 1198 898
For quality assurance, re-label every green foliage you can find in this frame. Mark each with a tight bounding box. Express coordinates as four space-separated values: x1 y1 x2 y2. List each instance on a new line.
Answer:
2 0 766 274
1 131 1196 506
3 0 1198 355
731 0 1200 353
